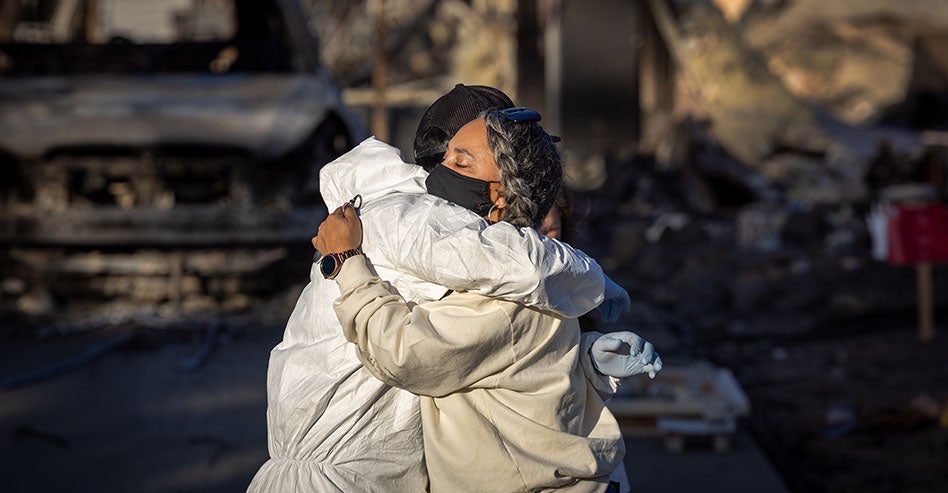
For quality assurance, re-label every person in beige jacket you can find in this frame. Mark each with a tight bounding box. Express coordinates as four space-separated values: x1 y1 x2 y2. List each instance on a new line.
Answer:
315 108 625 492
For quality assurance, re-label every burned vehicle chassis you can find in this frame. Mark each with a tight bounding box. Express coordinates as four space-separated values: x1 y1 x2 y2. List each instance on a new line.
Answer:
0 0 364 321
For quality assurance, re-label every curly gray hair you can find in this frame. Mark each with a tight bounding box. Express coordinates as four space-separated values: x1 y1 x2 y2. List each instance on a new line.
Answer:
482 108 562 228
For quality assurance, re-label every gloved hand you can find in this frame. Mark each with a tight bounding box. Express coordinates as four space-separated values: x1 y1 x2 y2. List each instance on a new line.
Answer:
599 276 631 323
591 332 663 379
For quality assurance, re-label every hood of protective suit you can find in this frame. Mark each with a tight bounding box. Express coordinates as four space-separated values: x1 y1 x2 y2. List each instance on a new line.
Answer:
320 137 428 209
320 137 453 302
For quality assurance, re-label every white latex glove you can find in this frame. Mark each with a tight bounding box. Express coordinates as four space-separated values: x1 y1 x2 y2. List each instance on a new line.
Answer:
591 332 663 379
599 276 631 323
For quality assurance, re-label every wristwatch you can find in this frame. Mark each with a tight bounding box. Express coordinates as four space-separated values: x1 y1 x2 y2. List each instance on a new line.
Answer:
319 247 363 280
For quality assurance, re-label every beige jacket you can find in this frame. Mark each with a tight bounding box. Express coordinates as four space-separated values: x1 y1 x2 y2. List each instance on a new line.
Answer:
334 256 624 492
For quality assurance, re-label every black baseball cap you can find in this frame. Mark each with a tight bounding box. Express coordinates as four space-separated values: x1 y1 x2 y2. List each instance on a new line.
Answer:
412 83 514 171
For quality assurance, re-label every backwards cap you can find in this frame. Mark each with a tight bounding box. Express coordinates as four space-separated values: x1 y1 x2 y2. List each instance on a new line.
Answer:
412 83 514 171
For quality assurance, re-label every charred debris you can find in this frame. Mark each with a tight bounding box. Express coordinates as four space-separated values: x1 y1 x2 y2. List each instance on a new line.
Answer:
1 0 948 343
0 0 363 332
563 0 948 349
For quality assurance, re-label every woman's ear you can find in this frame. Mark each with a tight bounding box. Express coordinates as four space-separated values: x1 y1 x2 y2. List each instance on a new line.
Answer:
489 182 506 209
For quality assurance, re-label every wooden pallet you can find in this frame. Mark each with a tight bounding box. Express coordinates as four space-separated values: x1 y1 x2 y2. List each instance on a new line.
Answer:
608 360 750 453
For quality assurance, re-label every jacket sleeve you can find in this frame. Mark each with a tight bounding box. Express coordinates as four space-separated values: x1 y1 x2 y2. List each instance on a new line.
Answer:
378 194 606 318
580 331 622 403
333 255 516 398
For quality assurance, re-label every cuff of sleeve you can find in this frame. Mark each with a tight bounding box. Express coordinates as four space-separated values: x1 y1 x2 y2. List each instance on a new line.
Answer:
580 332 622 397
334 254 374 293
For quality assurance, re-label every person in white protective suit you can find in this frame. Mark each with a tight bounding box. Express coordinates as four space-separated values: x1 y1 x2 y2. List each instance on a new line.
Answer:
248 87 660 492
316 107 656 492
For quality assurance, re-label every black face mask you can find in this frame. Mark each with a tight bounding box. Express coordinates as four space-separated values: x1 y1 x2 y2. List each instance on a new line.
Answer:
425 164 495 216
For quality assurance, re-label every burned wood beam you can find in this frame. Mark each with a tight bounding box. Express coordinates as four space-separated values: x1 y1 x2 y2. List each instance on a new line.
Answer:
639 3 676 122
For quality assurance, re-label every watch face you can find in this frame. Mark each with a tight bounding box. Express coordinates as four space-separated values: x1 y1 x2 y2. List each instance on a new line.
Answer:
320 255 337 278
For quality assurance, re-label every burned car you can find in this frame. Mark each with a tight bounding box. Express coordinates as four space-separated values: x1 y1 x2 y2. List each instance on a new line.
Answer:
0 0 365 321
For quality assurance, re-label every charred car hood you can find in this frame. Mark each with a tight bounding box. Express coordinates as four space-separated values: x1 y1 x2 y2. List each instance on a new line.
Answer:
0 74 348 160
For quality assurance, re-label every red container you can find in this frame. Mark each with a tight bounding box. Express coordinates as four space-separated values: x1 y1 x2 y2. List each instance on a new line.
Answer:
887 204 948 265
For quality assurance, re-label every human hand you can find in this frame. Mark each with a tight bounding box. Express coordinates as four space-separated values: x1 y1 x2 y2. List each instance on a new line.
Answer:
591 331 662 379
312 203 363 254
598 276 631 323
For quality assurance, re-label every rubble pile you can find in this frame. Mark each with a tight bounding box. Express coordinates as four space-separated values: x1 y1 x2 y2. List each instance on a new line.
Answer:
568 0 948 350
571 116 948 348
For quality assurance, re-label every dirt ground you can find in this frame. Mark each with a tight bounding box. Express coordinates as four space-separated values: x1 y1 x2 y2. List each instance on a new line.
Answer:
0 318 279 493
3 303 947 492
704 320 948 493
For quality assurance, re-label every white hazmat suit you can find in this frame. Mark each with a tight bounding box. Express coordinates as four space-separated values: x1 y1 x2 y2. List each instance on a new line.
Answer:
248 138 623 492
